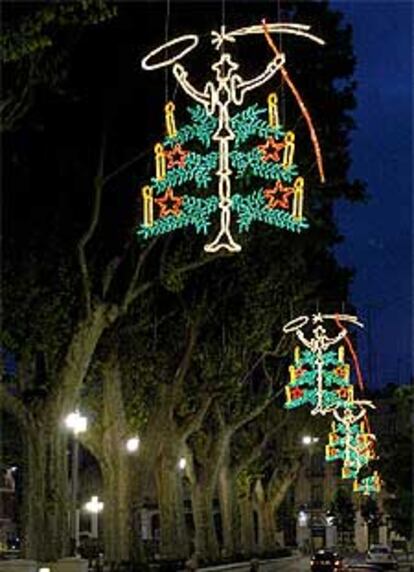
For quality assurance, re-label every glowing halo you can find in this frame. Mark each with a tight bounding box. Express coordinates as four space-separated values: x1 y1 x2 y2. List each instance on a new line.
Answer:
141 34 199 70
283 315 309 333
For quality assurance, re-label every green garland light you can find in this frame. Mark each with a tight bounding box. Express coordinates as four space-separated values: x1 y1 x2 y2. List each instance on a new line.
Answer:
137 195 219 239
138 102 308 244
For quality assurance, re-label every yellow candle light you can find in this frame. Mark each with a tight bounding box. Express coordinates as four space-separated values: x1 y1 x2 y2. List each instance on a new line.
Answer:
282 131 295 168
142 185 154 227
292 177 304 220
165 101 177 137
267 92 279 128
154 143 166 180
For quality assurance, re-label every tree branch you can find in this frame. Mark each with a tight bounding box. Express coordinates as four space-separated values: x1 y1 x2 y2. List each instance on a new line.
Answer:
180 395 213 440
77 132 106 316
119 239 159 314
231 384 275 433
234 415 289 476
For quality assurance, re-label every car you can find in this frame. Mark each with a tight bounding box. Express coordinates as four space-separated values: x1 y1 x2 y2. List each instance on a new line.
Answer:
310 549 344 571
366 545 399 570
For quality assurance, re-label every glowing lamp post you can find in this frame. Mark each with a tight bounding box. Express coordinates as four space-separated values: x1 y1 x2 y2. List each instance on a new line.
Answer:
65 410 88 555
85 495 104 539
126 436 140 453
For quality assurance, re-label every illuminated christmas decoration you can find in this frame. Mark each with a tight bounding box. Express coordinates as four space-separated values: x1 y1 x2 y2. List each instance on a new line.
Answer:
283 312 382 495
325 404 377 479
353 471 381 495
154 187 183 217
283 313 362 416
138 23 325 252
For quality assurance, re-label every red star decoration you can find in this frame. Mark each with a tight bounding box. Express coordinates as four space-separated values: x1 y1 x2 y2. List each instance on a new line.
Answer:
154 188 183 217
337 387 350 400
264 181 294 209
165 144 189 169
291 387 304 400
258 137 285 162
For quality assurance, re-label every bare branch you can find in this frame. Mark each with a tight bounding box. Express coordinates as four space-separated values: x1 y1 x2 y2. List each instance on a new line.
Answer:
119 238 159 314
102 255 123 299
77 133 106 315
180 395 213 440
235 415 289 476
231 384 275 433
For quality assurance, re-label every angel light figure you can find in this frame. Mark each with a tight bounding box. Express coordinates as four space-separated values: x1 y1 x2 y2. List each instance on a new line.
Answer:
139 23 325 252
283 313 363 416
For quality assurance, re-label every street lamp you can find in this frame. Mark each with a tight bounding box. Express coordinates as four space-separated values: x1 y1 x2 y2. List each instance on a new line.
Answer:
126 436 140 453
178 457 187 470
302 435 319 446
65 410 88 556
84 495 104 539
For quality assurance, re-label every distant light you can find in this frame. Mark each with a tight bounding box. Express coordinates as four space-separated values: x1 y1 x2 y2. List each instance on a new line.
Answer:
178 457 187 470
85 495 104 514
298 510 308 527
65 410 88 435
10 466 17 472
126 436 140 453
302 435 319 445
39 568 51 572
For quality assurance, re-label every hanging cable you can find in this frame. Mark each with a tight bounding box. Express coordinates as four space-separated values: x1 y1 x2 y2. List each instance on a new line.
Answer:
164 0 171 103
277 0 286 127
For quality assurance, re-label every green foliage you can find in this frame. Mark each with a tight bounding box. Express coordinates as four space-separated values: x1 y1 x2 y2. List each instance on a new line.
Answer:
137 195 219 239
330 488 356 542
1 1 117 63
380 385 413 539
230 104 284 147
151 152 218 194
232 191 308 233
230 148 299 182
164 105 217 149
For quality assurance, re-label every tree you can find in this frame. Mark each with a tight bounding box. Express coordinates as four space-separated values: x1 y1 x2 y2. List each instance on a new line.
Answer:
2 0 363 561
379 385 413 541
330 488 356 547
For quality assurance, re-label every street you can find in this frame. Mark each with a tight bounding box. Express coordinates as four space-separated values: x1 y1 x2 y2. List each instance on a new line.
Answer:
273 555 414 571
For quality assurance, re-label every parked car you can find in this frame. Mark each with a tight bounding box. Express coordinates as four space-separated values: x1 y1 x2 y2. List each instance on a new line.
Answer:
310 550 344 571
366 545 398 570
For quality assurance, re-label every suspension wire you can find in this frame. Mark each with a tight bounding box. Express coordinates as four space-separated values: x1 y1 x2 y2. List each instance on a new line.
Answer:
164 0 171 103
277 0 286 127
221 0 226 56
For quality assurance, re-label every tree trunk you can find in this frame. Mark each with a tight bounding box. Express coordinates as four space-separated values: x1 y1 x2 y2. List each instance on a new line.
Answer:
23 422 69 560
155 443 188 560
238 493 254 557
218 463 238 558
45 429 69 558
102 456 130 562
191 482 219 563
23 426 47 559
257 500 276 554
255 480 276 555
54 303 115 418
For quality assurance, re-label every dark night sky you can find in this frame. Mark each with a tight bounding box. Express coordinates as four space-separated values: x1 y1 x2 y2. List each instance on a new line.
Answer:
332 1 412 387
